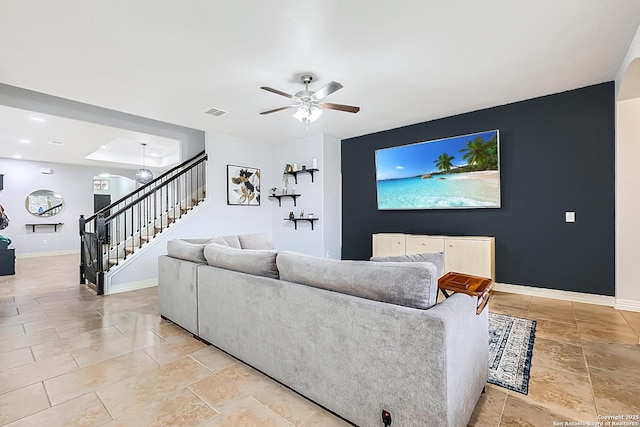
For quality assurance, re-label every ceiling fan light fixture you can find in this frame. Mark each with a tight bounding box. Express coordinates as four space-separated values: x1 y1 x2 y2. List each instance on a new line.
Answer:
261 73 358 123
293 103 323 124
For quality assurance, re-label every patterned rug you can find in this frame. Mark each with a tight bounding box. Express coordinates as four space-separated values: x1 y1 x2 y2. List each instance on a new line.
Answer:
488 312 536 394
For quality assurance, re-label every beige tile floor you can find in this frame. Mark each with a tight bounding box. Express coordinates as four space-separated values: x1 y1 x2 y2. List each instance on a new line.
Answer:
0 254 638 426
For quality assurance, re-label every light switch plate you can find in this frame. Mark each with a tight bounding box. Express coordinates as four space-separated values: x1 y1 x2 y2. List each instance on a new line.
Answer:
565 211 576 223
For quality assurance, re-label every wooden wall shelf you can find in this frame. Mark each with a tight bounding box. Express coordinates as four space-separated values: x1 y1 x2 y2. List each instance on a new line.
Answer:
284 218 319 230
269 194 301 207
284 168 319 184
26 223 64 232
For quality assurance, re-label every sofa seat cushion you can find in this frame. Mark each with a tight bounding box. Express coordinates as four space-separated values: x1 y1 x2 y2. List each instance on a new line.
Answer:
238 232 274 250
167 238 212 263
277 251 438 309
204 242 279 279
370 252 445 279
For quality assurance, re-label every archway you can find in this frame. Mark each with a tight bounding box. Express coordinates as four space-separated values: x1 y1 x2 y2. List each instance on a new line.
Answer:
616 56 640 310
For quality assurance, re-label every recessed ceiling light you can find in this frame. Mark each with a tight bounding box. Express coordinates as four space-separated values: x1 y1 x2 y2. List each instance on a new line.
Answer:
100 145 107 149
30 117 46 122
19 139 31 144
150 152 159 157
12 154 22 159
99 173 110 178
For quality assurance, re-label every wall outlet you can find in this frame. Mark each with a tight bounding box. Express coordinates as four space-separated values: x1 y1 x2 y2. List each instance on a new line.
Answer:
565 212 576 223
326 251 330 258
42 240 47 244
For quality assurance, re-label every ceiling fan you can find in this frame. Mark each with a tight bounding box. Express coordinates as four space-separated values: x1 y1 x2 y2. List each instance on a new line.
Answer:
260 74 360 124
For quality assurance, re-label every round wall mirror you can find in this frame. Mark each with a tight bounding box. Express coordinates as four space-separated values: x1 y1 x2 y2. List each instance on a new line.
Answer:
25 190 64 217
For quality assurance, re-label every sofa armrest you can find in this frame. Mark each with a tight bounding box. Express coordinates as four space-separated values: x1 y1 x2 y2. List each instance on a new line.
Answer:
427 293 489 426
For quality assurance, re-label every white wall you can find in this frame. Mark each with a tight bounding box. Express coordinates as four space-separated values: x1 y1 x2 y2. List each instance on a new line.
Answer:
107 131 275 289
7 128 343 291
616 98 640 307
615 22 640 310
272 135 324 255
321 135 342 259
0 158 137 256
271 134 341 258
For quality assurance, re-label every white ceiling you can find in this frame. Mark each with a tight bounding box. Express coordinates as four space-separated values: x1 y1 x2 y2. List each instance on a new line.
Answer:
1 1 639 156
0 104 180 169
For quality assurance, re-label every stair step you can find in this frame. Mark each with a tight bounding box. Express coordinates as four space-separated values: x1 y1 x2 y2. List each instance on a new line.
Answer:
124 246 135 254
140 235 151 242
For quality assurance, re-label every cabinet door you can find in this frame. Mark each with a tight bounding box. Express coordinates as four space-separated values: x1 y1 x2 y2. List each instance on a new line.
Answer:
372 234 405 257
444 238 494 279
405 236 445 254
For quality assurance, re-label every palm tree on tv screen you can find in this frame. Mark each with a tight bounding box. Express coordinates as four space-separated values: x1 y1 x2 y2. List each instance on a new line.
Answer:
434 153 455 172
459 135 498 170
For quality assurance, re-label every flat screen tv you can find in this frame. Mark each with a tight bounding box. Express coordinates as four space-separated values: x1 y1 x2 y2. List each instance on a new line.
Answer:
375 130 500 210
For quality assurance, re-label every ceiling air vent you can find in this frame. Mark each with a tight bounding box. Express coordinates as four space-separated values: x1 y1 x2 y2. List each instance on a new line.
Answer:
204 107 227 117
49 140 64 146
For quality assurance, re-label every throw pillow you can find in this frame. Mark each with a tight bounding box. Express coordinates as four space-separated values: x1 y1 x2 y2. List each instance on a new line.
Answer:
204 242 279 279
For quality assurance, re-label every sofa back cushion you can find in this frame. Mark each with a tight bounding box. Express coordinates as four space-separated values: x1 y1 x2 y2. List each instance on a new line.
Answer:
277 252 438 309
167 239 210 263
212 235 241 249
238 232 274 250
204 242 279 279
370 252 444 279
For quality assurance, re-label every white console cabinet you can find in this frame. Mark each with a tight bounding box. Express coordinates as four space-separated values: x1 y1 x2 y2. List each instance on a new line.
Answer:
372 233 495 280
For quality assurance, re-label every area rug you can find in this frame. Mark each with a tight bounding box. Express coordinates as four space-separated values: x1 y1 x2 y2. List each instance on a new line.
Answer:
488 312 536 394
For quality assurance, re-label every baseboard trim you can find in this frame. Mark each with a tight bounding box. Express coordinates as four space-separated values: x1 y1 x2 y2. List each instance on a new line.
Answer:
614 299 640 313
16 250 79 259
493 282 615 307
107 278 157 295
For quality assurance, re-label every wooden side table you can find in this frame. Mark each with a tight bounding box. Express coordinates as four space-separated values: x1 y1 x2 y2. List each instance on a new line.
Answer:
438 271 493 315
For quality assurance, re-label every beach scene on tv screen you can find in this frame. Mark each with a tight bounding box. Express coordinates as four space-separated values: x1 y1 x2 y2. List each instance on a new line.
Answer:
375 130 500 209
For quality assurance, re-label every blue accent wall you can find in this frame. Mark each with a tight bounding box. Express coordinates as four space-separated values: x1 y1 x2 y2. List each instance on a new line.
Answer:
342 82 615 296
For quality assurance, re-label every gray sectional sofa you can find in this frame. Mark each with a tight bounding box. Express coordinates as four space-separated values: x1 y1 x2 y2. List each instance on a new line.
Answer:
158 233 488 427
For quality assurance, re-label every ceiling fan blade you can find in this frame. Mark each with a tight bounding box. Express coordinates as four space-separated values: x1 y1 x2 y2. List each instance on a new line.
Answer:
260 105 295 115
313 81 343 100
320 102 360 113
260 86 294 99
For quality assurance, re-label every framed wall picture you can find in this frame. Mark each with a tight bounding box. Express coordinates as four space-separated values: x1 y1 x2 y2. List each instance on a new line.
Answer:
93 179 109 190
227 165 260 206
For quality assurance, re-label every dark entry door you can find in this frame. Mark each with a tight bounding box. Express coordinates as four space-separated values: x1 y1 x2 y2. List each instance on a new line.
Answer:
93 194 111 243
94 194 111 213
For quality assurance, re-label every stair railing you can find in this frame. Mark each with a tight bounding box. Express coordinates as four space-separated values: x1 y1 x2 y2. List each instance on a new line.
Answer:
80 151 207 294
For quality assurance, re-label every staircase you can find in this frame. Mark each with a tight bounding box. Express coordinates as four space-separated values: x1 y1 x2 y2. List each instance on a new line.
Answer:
80 151 207 295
